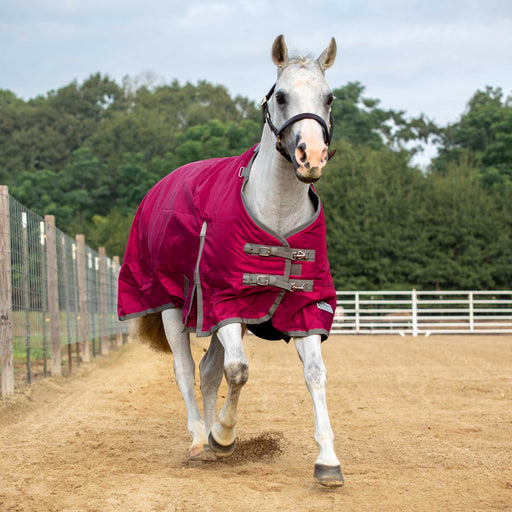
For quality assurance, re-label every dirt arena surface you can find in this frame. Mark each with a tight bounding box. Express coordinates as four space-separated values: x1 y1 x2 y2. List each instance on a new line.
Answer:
1 334 511 512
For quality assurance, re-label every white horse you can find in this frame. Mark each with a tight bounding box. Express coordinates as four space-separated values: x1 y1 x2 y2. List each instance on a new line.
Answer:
134 35 343 487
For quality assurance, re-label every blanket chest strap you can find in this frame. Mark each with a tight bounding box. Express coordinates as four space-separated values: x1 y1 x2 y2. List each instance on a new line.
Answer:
243 243 315 262
243 273 314 292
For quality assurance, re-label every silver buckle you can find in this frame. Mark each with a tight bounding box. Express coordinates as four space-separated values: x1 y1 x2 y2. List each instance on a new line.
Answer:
293 250 307 261
258 246 272 257
291 282 306 291
256 275 270 286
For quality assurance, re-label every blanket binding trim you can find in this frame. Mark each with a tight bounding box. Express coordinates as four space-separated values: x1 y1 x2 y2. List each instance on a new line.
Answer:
118 302 176 321
184 221 208 330
239 148 322 242
119 146 333 342
184 289 287 337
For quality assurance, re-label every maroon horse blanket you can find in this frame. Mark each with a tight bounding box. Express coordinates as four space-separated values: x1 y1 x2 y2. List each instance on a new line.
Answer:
117 145 336 341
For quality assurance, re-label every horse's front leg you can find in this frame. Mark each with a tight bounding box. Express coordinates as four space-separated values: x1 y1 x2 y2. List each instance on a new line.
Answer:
295 335 344 487
208 323 248 456
161 309 213 461
199 332 224 435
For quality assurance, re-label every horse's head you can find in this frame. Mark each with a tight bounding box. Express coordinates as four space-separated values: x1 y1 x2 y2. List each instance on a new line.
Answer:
264 35 337 183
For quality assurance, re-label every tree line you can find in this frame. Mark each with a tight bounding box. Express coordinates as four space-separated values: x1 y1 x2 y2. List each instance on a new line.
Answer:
1 74 510 290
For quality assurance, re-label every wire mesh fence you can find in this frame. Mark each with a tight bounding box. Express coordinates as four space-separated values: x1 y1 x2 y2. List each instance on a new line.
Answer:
1 186 127 396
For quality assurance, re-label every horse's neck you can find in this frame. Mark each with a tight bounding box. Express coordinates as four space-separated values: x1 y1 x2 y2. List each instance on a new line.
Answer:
244 131 315 237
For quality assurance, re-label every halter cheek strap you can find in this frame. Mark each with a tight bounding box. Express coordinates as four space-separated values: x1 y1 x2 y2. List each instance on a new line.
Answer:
261 83 336 163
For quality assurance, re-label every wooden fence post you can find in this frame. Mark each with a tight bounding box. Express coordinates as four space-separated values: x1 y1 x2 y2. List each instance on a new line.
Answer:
76 234 90 362
61 234 73 373
99 247 109 355
113 256 123 346
45 215 62 376
1 185 14 396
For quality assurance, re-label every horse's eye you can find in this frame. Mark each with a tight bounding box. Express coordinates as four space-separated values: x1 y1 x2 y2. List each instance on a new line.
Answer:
275 92 286 106
326 94 334 106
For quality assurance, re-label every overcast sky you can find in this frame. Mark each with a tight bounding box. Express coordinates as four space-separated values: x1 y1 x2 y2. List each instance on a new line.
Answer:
1 1 511 163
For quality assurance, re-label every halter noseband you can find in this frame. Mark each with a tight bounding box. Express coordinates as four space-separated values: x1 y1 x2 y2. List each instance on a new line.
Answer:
261 83 335 163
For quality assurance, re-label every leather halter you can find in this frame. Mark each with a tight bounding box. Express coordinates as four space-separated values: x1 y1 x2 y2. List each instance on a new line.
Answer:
261 83 335 163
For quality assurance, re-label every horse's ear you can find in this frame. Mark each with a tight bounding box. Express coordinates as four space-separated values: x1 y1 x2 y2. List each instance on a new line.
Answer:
317 37 337 71
272 34 288 68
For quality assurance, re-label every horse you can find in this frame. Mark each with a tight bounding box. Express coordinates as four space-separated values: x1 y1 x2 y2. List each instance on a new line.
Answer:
118 35 344 487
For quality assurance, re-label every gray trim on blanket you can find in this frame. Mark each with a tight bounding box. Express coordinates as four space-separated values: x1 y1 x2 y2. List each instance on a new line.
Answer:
184 221 208 332
121 146 331 342
120 305 330 341
186 289 287 338
118 302 177 321
279 328 330 339
188 321 330 342
240 147 322 242
290 264 302 276
284 188 322 239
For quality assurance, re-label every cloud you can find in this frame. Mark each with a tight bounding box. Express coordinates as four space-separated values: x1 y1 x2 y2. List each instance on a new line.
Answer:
0 0 510 129
177 2 232 28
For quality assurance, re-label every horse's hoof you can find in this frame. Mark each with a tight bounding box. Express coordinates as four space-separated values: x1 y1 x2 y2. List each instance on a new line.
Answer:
314 464 345 487
189 443 217 462
208 432 237 457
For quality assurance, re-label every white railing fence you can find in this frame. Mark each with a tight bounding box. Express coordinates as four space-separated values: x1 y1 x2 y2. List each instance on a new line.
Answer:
332 290 512 336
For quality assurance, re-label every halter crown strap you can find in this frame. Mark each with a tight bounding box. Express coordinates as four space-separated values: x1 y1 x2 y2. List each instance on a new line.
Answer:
261 83 335 163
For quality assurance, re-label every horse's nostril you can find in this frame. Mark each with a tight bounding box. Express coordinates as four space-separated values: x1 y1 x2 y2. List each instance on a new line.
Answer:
296 143 308 163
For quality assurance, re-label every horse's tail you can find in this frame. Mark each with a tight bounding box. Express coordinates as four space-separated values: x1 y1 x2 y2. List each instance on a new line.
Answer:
137 313 172 353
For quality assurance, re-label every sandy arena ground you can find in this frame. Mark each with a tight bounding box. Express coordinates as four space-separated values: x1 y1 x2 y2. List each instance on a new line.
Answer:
1 334 511 512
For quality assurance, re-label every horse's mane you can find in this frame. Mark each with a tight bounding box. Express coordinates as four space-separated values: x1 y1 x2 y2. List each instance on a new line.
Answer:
284 53 320 72
288 53 316 66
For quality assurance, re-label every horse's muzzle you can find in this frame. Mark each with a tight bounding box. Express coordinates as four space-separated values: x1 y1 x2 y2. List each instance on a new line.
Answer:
295 170 321 183
292 140 328 182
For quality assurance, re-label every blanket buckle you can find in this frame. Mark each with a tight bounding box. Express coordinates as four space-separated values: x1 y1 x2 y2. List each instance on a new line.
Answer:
293 250 307 261
256 275 270 286
258 246 272 257
291 282 306 291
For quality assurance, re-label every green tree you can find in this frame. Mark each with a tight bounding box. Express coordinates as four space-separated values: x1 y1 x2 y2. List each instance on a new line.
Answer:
418 159 512 289
331 82 438 155
115 153 159 208
174 118 260 166
317 140 427 290
2 73 510 287
86 208 135 259
10 169 63 216
434 86 512 187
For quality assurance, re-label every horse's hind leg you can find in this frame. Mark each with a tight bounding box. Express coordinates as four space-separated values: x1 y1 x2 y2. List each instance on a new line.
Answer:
199 333 224 435
161 308 213 461
295 335 344 487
